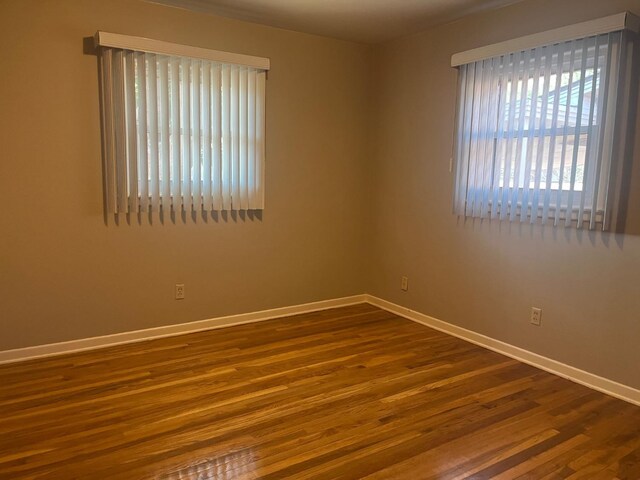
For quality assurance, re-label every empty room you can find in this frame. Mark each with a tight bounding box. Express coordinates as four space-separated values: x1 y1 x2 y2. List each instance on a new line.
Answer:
2 0 640 478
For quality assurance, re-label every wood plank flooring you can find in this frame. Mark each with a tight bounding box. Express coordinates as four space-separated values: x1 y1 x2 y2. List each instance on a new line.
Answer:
1 303 639 479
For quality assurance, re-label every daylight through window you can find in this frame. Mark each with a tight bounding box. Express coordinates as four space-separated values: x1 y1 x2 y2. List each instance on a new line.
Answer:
97 33 268 215
452 25 633 230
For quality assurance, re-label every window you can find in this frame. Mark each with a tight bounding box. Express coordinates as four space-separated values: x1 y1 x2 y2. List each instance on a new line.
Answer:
96 32 269 215
452 14 637 230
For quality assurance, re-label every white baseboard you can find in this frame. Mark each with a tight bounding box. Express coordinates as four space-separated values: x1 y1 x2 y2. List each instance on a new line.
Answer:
0 295 368 365
2 292 638 407
366 295 640 406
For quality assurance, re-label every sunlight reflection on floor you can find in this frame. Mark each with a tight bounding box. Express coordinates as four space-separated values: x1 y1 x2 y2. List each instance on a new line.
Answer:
157 449 256 480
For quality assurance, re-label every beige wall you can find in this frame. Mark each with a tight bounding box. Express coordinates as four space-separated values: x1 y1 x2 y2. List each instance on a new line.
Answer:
0 0 372 349
368 0 640 389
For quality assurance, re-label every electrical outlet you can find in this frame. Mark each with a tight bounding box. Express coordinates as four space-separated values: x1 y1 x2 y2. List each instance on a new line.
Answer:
401 276 409 291
530 307 542 326
175 284 185 300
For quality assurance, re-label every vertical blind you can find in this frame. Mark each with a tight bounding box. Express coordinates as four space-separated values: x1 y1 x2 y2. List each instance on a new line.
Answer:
452 31 627 229
99 47 266 214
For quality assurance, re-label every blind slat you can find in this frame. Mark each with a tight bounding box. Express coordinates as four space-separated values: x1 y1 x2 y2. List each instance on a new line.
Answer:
231 67 240 209
541 43 566 223
590 34 613 229
564 39 590 226
158 56 171 212
467 61 483 217
509 49 532 222
452 64 467 215
520 47 544 222
169 57 182 212
147 54 160 211
125 52 139 213
100 49 117 214
239 68 248 210
553 41 577 227
602 33 626 231
500 51 521 220
456 64 473 215
222 65 232 209
181 58 192 212
578 36 602 227
212 64 223 210
530 44 554 221
256 71 266 208
136 53 149 212
490 56 509 219
479 57 500 219
201 62 212 211
248 69 256 207
192 60 202 211
113 50 128 214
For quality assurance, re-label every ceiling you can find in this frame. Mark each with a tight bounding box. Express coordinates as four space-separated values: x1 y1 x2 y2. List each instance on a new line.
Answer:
148 0 524 44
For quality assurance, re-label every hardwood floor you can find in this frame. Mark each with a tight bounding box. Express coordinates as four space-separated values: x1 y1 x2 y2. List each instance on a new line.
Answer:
1 304 639 479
